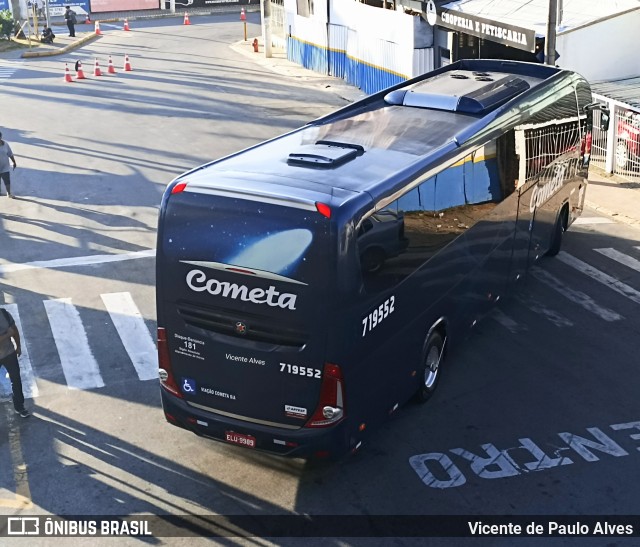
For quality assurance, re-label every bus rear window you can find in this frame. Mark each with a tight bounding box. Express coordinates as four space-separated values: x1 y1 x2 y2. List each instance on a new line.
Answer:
162 193 330 286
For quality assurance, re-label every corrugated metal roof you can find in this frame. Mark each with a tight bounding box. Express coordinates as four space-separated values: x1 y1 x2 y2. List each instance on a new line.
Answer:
591 77 640 110
442 0 640 36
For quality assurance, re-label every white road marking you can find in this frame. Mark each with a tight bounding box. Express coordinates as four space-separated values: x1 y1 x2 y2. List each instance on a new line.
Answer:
489 309 525 333
101 292 158 381
572 217 615 225
0 304 39 399
515 295 574 328
0 249 155 275
0 62 22 79
595 248 640 274
43 298 104 390
557 251 640 306
529 266 622 322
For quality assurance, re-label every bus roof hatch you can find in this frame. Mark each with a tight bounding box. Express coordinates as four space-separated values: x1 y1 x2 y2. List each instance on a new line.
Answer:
384 71 530 115
288 140 365 169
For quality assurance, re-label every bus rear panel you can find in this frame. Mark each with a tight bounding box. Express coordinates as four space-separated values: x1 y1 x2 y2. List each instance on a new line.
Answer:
157 187 352 456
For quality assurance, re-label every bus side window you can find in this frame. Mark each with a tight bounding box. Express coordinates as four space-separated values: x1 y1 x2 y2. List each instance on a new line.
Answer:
358 147 511 294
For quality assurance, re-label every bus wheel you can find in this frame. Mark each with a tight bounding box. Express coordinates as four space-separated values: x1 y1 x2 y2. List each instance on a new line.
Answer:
416 331 445 403
546 206 568 257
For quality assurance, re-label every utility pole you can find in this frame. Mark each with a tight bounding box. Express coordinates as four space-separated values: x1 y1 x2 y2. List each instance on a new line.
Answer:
545 0 557 65
261 0 272 58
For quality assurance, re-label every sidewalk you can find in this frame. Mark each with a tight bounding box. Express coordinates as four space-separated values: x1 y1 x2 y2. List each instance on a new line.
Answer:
585 167 640 229
12 16 640 231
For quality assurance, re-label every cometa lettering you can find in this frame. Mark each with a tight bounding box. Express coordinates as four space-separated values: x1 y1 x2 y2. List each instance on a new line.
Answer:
186 269 298 310
529 176 565 213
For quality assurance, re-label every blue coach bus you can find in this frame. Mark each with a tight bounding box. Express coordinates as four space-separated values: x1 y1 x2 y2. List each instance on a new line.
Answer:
156 59 606 459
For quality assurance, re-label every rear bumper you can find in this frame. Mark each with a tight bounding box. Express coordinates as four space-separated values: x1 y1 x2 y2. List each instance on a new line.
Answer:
161 388 351 458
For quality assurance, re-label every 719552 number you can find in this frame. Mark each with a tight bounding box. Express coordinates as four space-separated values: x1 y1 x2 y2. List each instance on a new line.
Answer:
362 295 395 336
280 362 321 378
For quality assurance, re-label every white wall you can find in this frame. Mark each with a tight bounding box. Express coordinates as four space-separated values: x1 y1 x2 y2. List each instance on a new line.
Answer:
330 0 415 51
557 10 640 82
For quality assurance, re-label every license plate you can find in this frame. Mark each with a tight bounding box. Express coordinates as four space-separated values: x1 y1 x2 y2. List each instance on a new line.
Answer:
225 431 256 449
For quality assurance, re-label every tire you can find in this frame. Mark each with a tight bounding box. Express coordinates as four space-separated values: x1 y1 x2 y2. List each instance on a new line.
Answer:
616 140 629 171
546 207 568 257
415 331 445 403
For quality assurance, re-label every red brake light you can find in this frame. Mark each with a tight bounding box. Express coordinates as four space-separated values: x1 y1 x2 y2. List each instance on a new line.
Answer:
305 363 345 428
315 202 331 218
171 181 187 194
158 327 183 399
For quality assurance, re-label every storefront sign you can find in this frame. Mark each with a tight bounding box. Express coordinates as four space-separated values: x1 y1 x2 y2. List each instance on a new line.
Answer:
48 0 90 17
90 0 159 13
162 0 251 8
438 8 536 53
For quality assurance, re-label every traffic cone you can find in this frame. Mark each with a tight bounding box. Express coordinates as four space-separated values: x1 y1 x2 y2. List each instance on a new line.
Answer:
76 61 86 79
240 8 246 21
85 14 91 24
63 63 73 83
95 20 101 35
183 12 191 25
93 58 102 76
123 54 132 72
123 18 130 31
107 55 116 74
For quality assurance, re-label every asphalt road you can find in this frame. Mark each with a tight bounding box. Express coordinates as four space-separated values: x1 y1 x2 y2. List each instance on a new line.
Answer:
1 15 640 547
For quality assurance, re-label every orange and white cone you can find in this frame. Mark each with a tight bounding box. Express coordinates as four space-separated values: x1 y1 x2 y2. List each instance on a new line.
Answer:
94 20 102 35
123 54 132 72
93 58 102 76
76 61 86 79
183 12 191 25
123 18 130 31
107 55 116 74
63 63 73 83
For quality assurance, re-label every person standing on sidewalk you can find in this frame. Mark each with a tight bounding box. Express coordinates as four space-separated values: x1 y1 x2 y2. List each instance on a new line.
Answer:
64 6 77 38
0 308 29 418
0 131 17 199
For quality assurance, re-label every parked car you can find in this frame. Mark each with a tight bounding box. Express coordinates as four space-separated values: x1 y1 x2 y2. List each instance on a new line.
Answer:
615 109 640 171
358 209 409 273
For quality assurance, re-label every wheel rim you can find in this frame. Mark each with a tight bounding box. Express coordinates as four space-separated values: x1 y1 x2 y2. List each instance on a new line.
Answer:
616 142 628 169
424 345 441 389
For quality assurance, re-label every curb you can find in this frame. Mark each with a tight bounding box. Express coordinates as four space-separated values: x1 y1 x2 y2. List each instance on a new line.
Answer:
20 33 99 58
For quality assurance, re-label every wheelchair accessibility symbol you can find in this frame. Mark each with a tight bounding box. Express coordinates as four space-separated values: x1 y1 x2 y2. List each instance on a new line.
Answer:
182 378 197 393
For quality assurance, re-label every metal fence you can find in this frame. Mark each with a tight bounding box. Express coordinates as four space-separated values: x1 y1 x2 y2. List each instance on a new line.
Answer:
591 93 640 181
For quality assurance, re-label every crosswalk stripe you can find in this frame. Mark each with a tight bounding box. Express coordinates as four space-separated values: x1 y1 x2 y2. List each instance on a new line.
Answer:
595 248 640 274
101 292 158 381
43 298 104 390
557 251 640 306
0 304 39 400
0 249 155 275
515 295 574 327
529 266 622 322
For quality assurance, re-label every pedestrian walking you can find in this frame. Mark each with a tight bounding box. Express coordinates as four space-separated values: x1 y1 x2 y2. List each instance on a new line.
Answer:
0 308 29 418
64 5 77 38
0 131 17 199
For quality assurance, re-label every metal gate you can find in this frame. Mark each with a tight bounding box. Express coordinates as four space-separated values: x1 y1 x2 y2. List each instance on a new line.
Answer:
592 90 640 181
613 106 640 179
269 0 285 48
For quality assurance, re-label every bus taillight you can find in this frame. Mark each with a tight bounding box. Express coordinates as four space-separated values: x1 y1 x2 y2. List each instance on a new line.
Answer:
306 363 345 428
158 327 183 399
171 181 187 194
